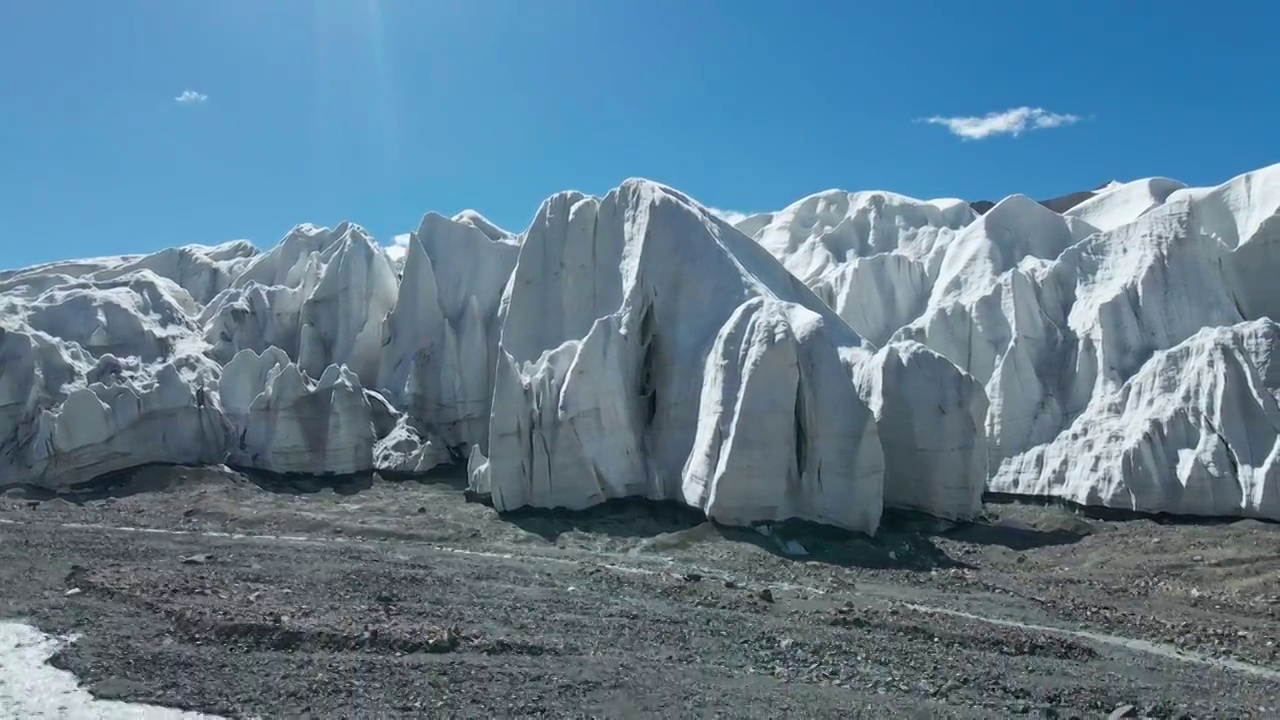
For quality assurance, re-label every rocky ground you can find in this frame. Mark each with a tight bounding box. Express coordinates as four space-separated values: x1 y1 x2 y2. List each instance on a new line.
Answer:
1 465 1278 718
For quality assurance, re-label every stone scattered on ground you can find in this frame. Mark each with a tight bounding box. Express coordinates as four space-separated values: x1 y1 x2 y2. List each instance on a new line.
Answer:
1 466 1278 717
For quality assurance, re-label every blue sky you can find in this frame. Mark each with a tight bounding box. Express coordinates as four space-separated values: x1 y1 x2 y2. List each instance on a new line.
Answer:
3 1 1277 268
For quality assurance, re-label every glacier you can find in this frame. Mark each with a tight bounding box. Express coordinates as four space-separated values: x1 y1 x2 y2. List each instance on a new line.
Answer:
2 163 1278 528
741 162 1280 520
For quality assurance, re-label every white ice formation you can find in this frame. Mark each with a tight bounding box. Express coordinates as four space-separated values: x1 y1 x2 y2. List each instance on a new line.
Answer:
465 183 985 532
742 162 1280 520
2 163 1278 526
745 192 973 347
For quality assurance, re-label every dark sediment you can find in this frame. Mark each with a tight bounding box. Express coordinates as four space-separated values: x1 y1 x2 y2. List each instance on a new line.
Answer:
2 465 1278 718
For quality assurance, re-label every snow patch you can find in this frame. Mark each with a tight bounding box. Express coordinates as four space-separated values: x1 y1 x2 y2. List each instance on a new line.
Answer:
0 621 223 718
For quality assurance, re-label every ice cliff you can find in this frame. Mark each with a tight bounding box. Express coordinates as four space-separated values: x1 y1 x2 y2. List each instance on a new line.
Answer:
743 162 1280 520
3 163 1279 526
465 182 985 531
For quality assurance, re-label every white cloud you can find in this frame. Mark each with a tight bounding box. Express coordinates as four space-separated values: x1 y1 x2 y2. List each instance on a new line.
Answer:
706 206 753 226
919 106 1084 140
174 90 208 106
384 233 411 262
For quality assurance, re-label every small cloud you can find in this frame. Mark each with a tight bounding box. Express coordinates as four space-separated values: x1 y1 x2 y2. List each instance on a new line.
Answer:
706 207 753 225
919 106 1084 140
384 233 411 262
174 90 208 106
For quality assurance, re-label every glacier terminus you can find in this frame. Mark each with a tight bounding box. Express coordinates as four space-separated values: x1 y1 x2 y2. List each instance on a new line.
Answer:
3 163 1279 531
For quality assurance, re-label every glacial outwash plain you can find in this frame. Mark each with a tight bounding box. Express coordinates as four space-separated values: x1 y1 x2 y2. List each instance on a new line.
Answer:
2 164 1280 717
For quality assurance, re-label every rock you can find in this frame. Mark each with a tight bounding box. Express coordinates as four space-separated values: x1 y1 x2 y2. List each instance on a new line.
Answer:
424 626 461 653
89 677 149 701
934 679 963 696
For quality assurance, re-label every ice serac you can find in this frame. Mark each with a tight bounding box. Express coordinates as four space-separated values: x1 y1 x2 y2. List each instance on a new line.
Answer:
925 194 1096 308
729 212 775 239
994 320 1280 518
1064 177 1187 233
377 212 519 452
203 223 398 386
295 226 399 384
452 209 515 244
854 341 989 520
93 241 259 306
0 329 76 451
682 298 883 533
31 362 228 488
0 222 405 489
0 242 258 307
471 179 987 533
893 165 1280 518
220 348 380 475
1178 163 1280 324
372 415 454 474
0 342 226 491
17 272 206 364
7 162 1280 525
0 265 229 490
738 163 1280 519
887 198 1069 401
746 190 975 345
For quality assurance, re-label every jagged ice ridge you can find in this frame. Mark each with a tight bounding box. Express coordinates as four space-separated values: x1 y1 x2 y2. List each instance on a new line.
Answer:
2 163 1278 529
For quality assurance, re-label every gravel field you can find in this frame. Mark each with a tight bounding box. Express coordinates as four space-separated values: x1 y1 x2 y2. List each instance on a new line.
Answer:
1 465 1278 718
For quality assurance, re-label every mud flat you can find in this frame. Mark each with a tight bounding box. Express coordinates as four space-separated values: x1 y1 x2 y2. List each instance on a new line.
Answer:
1 466 1278 718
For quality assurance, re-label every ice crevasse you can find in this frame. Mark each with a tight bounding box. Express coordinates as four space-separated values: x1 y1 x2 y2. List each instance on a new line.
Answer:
2 163 1279 526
